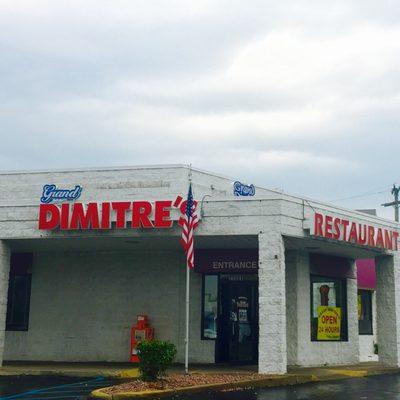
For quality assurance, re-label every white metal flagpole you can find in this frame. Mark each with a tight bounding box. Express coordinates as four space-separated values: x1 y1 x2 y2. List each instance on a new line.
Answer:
185 260 190 374
184 165 192 375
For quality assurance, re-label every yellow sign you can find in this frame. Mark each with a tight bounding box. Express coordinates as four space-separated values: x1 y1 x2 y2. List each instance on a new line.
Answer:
358 295 362 320
317 306 341 340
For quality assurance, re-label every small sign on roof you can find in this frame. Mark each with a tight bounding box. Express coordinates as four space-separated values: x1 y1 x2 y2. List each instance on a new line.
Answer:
233 181 255 197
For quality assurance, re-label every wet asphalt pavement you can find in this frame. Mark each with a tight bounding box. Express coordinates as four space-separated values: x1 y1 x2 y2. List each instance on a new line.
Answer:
170 373 400 400
1 373 400 399
0 375 116 399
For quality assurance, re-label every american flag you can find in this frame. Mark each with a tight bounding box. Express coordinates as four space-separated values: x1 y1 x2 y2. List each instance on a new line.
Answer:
179 183 199 269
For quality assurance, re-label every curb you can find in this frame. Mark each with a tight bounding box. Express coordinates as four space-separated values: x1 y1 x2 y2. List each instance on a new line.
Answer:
117 369 140 379
90 374 317 399
89 367 400 399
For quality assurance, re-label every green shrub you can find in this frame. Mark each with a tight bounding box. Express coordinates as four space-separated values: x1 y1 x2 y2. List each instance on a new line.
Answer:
136 340 177 381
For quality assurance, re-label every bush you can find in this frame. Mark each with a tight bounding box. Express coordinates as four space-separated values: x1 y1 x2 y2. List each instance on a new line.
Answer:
137 340 177 381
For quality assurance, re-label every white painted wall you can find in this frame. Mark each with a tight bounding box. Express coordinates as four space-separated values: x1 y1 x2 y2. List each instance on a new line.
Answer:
258 230 287 374
4 250 214 363
376 253 400 367
286 251 359 367
285 251 298 365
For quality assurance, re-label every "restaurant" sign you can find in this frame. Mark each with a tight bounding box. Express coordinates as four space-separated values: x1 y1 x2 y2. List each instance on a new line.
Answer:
313 212 399 251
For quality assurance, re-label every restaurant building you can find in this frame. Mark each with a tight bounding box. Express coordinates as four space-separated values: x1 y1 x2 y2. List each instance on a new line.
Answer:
0 164 398 374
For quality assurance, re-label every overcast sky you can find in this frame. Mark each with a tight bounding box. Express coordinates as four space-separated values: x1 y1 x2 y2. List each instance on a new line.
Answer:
1 1 399 219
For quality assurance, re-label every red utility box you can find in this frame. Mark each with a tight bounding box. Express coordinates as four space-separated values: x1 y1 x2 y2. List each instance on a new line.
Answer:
130 315 154 363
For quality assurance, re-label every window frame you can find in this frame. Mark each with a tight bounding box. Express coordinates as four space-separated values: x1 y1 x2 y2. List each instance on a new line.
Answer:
310 274 348 342
6 253 33 332
201 274 219 341
358 289 373 335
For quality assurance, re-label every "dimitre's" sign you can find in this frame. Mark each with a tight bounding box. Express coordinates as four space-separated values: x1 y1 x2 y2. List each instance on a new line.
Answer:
39 201 174 230
38 195 195 231
313 212 399 251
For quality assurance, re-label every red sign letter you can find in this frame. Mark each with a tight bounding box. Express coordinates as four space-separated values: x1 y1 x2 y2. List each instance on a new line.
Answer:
376 228 384 248
60 204 70 230
112 202 131 229
314 213 324 237
325 215 333 238
384 230 393 250
154 201 173 228
333 218 341 239
38 204 60 230
101 202 111 229
70 203 100 229
132 201 153 228
368 226 375 247
348 222 358 243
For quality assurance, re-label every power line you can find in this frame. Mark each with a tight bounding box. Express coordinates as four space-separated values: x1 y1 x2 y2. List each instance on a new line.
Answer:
330 187 390 202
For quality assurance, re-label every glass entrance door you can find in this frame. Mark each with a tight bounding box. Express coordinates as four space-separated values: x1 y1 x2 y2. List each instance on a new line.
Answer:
216 275 258 364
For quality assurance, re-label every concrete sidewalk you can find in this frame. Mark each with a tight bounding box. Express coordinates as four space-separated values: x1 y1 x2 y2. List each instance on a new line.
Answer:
0 361 398 380
0 362 139 378
289 361 400 380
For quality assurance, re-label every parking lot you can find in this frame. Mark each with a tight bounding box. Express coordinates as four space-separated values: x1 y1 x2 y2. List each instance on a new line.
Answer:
0 375 115 399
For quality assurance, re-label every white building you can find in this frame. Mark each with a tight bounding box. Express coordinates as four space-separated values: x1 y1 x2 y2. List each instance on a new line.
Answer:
0 164 398 374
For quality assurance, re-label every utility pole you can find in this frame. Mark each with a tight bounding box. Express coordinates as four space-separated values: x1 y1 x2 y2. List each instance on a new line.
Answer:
382 184 400 222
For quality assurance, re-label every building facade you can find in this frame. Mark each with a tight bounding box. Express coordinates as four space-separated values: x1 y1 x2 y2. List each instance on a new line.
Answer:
0 165 399 374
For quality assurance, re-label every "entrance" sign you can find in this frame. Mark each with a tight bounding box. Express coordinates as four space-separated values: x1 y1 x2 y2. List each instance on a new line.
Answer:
195 249 258 274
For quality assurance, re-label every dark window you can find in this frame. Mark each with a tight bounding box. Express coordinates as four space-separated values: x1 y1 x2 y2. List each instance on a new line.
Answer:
358 289 373 335
6 253 32 331
310 275 348 341
201 275 218 340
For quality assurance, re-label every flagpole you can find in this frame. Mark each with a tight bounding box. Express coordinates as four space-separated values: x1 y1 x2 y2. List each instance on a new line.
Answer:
184 165 192 375
185 259 190 374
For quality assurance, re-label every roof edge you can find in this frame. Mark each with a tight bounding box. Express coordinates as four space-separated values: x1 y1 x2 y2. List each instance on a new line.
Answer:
0 164 191 176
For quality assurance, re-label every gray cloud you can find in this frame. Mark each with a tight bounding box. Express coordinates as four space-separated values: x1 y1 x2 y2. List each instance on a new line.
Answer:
1 0 400 220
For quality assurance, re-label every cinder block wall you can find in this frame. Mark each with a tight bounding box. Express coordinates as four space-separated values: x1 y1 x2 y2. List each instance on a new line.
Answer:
4 250 214 363
286 250 359 366
285 251 298 365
